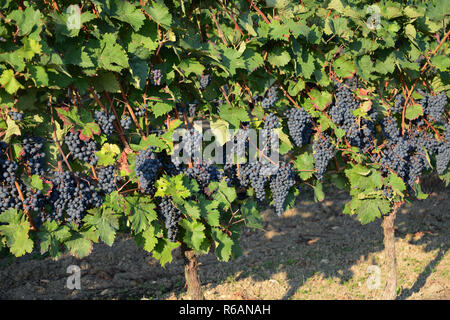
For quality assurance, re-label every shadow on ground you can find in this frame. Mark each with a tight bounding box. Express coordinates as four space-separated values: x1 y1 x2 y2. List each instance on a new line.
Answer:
0 176 448 300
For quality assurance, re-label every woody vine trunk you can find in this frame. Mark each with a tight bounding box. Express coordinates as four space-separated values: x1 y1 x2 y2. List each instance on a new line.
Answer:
381 206 398 300
183 246 204 300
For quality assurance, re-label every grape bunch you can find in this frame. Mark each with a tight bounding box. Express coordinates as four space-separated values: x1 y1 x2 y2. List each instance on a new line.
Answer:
152 69 162 86
381 117 401 142
158 196 181 242
183 161 224 192
262 86 278 109
120 116 132 130
135 105 146 117
436 123 450 174
22 185 45 213
48 171 103 224
200 74 211 90
313 133 335 180
9 111 24 121
269 162 295 216
97 165 120 194
0 183 21 212
285 108 313 147
392 94 404 114
64 131 98 165
135 147 161 194
0 146 21 212
94 110 115 137
22 136 46 175
237 162 268 202
330 78 376 152
0 157 18 185
425 92 447 123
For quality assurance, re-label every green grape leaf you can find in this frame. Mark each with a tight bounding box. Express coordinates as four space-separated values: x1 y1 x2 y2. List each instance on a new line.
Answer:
405 104 423 120
219 105 250 128
0 209 34 257
179 219 206 251
152 238 180 267
212 228 234 262
84 207 119 246
152 101 174 118
143 1 172 28
294 152 315 180
0 69 23 94
125 196 157 233
96 143 121 166
267 48 291 67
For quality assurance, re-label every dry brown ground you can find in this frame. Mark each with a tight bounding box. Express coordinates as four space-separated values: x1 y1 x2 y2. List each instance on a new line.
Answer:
0 179 448 300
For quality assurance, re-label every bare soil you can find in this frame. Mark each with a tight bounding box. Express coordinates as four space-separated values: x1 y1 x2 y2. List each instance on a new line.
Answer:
0 178 448 300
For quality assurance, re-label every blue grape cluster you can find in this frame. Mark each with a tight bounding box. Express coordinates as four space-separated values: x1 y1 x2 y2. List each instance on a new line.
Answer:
94 110 115 136
152 69 162 86
436 123 450 174
269 162 295 216
313 133 335 180
22 185 45 213
22 136 46 175
379 118 435 189
200 74 211 89
9 111 24 121
135 105 146 117
135 147 161 194
425 93 447 123
64 131 98 165
158 196 181 242
183 160 224 192
0 143 21 212
98 165 120 194
120 116 132 130
381 117 401 142
330 79 376 152
264 113 280 130
262 86 278 109
237 162 268 202
393 94 404 113
285 108 313 147
48 171 102 224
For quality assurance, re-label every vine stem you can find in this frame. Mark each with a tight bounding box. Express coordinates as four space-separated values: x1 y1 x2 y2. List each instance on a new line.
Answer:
247 0 270 24
114 75 146 137
103 91 133 153
209 8 228 46
49 102 73 173
381 202 401 300
182 245 205 300
217 0 244 36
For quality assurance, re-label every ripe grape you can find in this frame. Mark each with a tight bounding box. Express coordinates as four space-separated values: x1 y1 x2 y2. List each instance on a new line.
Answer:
64 131 98 165
9 111 24 121
94 110 115 137
313 133 335 180
200 74 211 90
135 147 161 194
285 108 312 147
